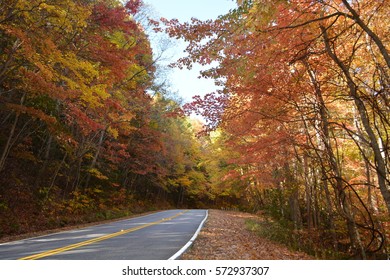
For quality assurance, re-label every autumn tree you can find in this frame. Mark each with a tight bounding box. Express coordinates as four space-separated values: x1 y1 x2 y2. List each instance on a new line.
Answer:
158 0 389 258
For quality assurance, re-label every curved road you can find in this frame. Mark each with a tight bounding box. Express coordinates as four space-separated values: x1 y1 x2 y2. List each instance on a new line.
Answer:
0 209 207 260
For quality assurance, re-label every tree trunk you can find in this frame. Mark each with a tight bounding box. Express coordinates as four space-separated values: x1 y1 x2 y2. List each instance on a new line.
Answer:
33 134 53 188
177 186 184 207
322 26 390 214
84 129 106 189
289 187 303 230
303 155 313 231
305 58 364 254
321 168 338 252
0 93 25 172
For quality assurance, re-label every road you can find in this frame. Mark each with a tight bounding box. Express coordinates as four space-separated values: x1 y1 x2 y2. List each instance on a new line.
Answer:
0 209 207 260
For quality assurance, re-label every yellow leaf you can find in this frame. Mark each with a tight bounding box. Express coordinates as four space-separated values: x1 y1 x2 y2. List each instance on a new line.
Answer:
88 168 109 180
107 126 119 139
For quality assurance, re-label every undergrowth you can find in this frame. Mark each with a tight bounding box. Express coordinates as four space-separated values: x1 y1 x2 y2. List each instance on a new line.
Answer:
245 218 348 259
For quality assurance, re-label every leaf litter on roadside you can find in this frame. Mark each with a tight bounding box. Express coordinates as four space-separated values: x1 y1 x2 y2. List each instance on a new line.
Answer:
182 210 312 260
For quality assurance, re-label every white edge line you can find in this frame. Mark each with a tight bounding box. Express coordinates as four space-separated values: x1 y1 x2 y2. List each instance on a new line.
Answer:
168 209 209 260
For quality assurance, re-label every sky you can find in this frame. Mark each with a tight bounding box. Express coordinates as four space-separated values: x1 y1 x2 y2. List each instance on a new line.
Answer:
142 0 237 102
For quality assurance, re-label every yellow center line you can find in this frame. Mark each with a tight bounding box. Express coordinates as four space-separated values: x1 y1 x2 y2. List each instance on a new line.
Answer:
19 210 189 260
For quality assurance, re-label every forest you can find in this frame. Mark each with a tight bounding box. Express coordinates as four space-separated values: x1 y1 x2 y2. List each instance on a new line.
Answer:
0 0 389 259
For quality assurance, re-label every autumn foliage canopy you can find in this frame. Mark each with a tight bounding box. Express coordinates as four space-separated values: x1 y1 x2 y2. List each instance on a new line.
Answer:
0 0 389 259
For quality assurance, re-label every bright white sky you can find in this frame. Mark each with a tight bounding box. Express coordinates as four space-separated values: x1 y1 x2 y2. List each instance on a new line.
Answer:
143 0 237 102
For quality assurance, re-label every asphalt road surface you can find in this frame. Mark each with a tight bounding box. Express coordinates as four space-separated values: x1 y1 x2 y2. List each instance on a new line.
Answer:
0 209 207 260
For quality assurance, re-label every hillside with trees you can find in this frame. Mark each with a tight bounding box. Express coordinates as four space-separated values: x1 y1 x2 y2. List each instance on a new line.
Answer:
0 0 217 236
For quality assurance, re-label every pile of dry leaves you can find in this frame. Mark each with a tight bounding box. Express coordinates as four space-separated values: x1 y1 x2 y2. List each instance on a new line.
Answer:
182 210 312 260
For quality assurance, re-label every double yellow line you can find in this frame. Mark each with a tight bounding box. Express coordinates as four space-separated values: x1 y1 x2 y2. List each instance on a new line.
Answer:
19 210 188 260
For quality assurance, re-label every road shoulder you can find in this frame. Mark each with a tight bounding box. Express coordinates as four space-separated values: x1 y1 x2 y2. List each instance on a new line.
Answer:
181 209 312 260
